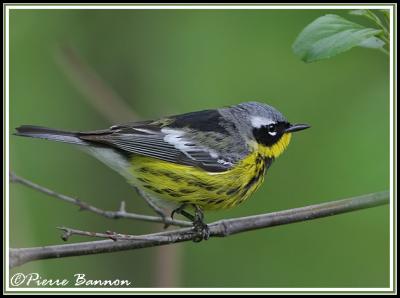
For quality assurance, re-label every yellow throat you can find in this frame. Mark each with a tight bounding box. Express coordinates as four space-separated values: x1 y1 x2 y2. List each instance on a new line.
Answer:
255 132 292 159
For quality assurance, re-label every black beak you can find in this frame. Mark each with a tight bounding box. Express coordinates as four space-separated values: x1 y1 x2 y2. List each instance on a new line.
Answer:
285 123 310 133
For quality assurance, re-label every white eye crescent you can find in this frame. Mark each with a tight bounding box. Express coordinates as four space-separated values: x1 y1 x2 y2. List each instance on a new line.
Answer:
267 124 277 136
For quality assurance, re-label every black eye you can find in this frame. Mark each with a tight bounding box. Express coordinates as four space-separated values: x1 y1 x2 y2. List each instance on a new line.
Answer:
268 124 277 133
252 123 280 146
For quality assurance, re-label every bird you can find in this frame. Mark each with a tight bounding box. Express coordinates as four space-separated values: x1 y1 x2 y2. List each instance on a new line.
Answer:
15 101 309 240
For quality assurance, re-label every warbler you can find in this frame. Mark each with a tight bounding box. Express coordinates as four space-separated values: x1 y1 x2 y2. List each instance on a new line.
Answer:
15 101 309 238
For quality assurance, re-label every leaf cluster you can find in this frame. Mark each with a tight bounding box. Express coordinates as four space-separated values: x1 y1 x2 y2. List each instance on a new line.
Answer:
292 10 389 63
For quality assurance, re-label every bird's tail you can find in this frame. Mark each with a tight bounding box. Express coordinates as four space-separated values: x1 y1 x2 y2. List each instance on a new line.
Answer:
14 125 89 146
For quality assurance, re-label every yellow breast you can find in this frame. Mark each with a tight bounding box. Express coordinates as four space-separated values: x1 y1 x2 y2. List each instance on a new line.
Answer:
129 133 292 210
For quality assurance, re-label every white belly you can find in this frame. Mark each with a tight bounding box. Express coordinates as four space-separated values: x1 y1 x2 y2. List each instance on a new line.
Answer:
84 146 179 211
84 147 132 180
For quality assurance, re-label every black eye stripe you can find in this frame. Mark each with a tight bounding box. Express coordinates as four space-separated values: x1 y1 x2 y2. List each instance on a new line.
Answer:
252 121 288 146
268 124 277 132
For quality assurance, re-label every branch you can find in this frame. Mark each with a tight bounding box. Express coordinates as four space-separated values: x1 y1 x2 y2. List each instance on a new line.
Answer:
10 172 191 228
9 190 389 268
56 226 171 242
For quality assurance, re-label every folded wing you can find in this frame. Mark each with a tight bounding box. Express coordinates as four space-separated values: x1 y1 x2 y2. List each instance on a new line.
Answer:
79 109 249 172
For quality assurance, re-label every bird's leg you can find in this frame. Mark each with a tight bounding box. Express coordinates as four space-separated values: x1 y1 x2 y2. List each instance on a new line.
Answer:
171 204 209 242
192 205 210 242
170 203 194 221
135 188 170 228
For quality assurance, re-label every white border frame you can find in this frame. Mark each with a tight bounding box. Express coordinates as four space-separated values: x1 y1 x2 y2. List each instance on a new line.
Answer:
4 4 396 293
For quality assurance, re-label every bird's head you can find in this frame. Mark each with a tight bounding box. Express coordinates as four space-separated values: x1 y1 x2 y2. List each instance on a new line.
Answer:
228 101 310 159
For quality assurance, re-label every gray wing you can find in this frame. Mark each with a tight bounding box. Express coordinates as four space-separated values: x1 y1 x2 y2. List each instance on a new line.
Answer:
79 110 249 172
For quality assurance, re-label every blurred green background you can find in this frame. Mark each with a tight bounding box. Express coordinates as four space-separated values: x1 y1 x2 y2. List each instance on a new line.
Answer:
9 9 390 288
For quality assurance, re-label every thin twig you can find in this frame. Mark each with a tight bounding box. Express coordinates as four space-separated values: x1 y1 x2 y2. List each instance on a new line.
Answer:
9 190 389 268
10 172 191 228
56 226 170 242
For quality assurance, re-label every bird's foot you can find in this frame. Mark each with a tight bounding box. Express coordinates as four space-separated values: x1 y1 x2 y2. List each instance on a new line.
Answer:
192 205 210 242
171 204 209 242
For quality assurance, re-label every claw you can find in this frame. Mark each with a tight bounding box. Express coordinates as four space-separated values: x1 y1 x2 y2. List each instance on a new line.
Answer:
193 223 210 242
192 205 209 242
171 204 186 220
171 204 209 242
171 204 195 221
170 209 177 220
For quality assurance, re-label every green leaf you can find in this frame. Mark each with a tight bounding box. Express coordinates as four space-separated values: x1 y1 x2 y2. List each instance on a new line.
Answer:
358 36 385 49
292 14 383 63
